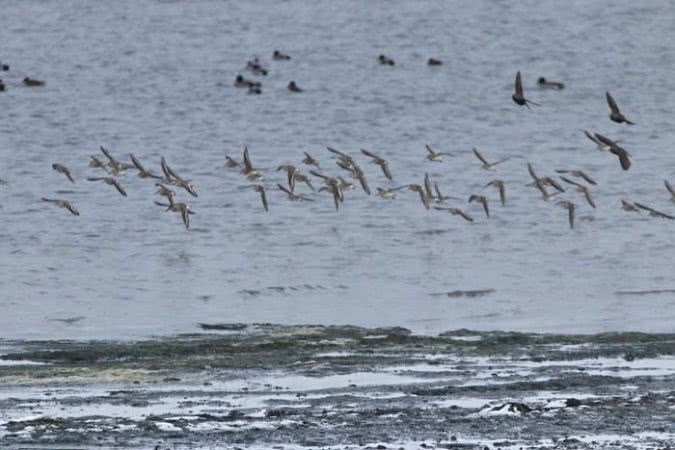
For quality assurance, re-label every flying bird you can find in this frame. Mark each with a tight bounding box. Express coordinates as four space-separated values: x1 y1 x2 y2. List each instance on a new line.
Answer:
512 71 539 109
468 194 490 218
664 180 675 203
433 206 474 222
606 91 634 125
361 149 392 180
87 177 127 197
485 179 506 206
593 134 632 170
425 144 452 162
557 201 576 229
52 163 75 183
130 154 162 179
473 148 509 171
560 176 596 208
42 198 79 216
555 169 597 185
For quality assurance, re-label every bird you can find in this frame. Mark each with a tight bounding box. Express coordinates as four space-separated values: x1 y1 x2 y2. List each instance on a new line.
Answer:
234 75 260 89
583 130 613 152
634 202 675 219
161 157 198 196
468 194 490 218
225 156 240 168
87 177 127 197
433 206 474 222
288 81 303 93
621 199 641 213
42 198 79 216
425 144 452 162
512 71 539 109
593 134 632 170
130 154 162 179
52 163 75 183
100 146 132 175
23 77 45 87
555 169 597 185
162 202 194 229
485 179 506 206
533 177 558 201
560 176 596 208
423 173 434 202
408 184 431 209
606 91 634 125
378 54 395 66
434 183 458 203
240 147 263 181
664 180 675 203
278 184 313 202
273 50 291 61
155 184 176 204
537 77 564 89
88 155 109 172
329 149 370 195
360 149 392 180
473 148 509 170
277 165 314 192
427 58 443 66
557 201 576 229
376 186 406 199
302 152 320 168
252 185 268 212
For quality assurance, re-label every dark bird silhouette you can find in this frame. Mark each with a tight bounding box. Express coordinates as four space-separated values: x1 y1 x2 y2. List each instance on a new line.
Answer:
594 134 632 170
606 91 634 125
512 71 539 109
52 163 75 183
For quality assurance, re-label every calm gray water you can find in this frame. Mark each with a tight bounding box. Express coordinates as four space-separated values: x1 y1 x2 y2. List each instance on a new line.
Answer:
1 0 675 340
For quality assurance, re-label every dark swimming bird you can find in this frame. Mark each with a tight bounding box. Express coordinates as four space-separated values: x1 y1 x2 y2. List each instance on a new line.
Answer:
606 91 634 125
87 177 127 197
537 77 564 89
427 58 443 66
0 61 8 71
557 201 576 229
248 85 262 94
273 50 291 61
42 198 79 216
288 81 303 93
378 54 395 66
512 71 539 109
23 77 45 87
0 80 5 92
130 154 162 179
234 75 260 88
246 58 268 76
593 134 632 170
52 163 75 183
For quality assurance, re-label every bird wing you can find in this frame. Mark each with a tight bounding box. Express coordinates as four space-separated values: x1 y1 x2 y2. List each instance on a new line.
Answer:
100 146 116 164
382 163 393 180
473 148 489 165
425 144 435 156
424 173 433 199
578 171 597 185
515 71 523 97
665 180 675 196
112 179 127 197
606 91 621 115
260 188 268 212
130 154 145 172
560 176 583 188
612 147 632 171
243 147 253 172
527 163 539 181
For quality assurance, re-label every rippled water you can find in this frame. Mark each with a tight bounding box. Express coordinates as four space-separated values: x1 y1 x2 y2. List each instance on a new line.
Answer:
1 0 675 340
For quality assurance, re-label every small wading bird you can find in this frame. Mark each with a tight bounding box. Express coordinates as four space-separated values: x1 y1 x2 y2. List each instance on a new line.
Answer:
560 176 596 208
154 201 194 229
52 163 75 183
593 134 632 171
361 149 392 180
225 156 240 168
433 206 474 222
512 71 539 109
584 130 613 152
558 201 576 229
468 194 490 218
161 157 198 196
408 184 430 210
42 198 79 216
302 152 320 168
100 146 132 175
473 148 509 171
278 184 314 202
621 199 641 213
485 179 506 206
606 91 634 125
87 177 127 197
425 144 452 162
88 155 109 172
240 147 263 182
130 154 162 179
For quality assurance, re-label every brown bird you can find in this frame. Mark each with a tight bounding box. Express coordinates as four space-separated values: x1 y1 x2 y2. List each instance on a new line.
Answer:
634 202 675 219
376 186 406 199
433 206 474 222
302 152 320 168
42 197 79 216
512 71 539 109
621 199 640 213
664 180 675 203
423 173 434 201
361 149 393 180
252 185 268 212
485 179 506 206
408 184 431 210
161 157 198 196
560 176 596 208
225 156 240 168
130 154 162 179
555 169 597 185
23 77 45 87
87 177 127 197
533 177 557 201
155 202 194 229
52 163 75 183
278 184 314 202
155 184 176 205
584 130 612 151
240 147 263 182
100 146 132 175
473 148 509 171
468 194 490 218
425 144 451 162
606 91 634 125
557 201 576 229
593 134 631 171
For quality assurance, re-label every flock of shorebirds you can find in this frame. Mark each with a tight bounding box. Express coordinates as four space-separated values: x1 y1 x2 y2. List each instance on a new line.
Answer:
3 52 674 230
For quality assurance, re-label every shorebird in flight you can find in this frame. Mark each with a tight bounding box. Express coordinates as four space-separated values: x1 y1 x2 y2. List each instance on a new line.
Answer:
606 91 635 125
621 199 641 213
473 148 509 171
485 179 506 206
560 176 596 208
557 201 576 229
512 71 539 109
100 146 132 175
88 155 109 172
42 198 79 216
664 180 675 203
252 185 268 212
584 130 612 151
241 147 263 182
87 177 127 197
161 157 198 196
225 156 240 168
302 152 320 169
468 194 490 218
433 206 474 222
593 134 632 171
278 184 314 201
634 202 674 219
425 144 452 162
555 169 597 185
408 184 431 210
52 163 75 183
130 154 162 179
361 149 393 180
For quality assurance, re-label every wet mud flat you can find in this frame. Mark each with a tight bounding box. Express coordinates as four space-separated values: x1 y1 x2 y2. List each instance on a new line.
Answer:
1 324 675 450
